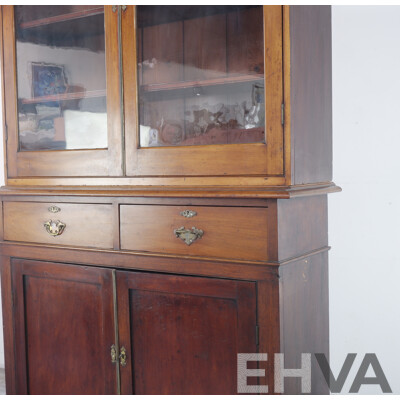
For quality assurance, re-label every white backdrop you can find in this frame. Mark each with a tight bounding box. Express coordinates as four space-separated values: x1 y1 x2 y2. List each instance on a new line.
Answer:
0 5 399 394
329 5 400 394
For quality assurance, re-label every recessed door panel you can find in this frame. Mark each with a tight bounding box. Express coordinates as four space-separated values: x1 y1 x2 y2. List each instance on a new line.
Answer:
117 270 256 394
11 259 117 394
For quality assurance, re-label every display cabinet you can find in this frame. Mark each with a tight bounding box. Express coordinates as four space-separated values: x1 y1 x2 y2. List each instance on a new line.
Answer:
0 5 339 394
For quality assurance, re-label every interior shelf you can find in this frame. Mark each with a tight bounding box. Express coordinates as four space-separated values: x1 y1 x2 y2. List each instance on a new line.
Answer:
20 89 106 104
19 7 104 29
139 74 264 93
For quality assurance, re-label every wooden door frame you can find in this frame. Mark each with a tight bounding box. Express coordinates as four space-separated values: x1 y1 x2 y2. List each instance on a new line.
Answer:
122 5 284 179
9 259 118 394
1 5 123 178
116 270 257 394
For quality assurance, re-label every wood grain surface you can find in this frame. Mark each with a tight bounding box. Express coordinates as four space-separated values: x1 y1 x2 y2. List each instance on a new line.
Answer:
10 259 117 394
116 270 256 394
120 204 272 261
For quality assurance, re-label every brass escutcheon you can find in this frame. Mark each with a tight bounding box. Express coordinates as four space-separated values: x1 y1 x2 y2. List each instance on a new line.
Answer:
180 210 197 218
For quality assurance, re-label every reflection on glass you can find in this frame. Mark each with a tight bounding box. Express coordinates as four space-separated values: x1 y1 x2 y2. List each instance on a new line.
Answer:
137 6 265 148
15 6 108 151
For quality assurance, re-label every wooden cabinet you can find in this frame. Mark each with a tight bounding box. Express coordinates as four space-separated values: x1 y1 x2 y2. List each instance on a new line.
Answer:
3 5 288 186
8 258 257 395
0 5 338 395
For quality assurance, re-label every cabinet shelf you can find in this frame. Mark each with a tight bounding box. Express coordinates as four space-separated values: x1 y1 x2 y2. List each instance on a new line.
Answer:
139 74 264 93
19 7 104 29
20 89 106 104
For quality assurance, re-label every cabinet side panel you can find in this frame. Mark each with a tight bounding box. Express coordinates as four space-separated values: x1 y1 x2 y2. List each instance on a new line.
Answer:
0 200 3 240
277 195 328 261
290 6 332 184
279 251 329 394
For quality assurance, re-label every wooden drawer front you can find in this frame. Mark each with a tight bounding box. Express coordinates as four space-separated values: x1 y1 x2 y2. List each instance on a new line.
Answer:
3 202 113 249
120 205 269 261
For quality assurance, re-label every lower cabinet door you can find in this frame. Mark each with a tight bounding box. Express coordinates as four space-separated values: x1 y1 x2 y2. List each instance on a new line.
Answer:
116 271 257 394
11 259 117 395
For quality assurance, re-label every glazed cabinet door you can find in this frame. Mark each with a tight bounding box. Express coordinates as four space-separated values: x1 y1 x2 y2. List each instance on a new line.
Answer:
10 259 117 394
2 6 123 177
122 6 284 180
116 271 257 394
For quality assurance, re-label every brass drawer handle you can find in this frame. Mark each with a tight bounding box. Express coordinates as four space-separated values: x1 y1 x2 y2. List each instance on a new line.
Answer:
44 220 66 236
174 226 204 246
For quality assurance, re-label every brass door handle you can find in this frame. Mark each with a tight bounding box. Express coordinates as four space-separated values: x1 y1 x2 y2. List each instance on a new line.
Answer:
111 344 117 364
111 344 127 367
174 226 204 246
44 220 66 236
119 346 127 367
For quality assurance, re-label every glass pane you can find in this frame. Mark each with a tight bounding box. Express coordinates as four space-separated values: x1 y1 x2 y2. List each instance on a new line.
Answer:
137 6 265 148
15 6 108 151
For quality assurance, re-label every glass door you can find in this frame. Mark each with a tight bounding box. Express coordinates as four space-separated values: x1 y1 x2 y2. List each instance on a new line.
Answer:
123 5 284 178
3 6 122 177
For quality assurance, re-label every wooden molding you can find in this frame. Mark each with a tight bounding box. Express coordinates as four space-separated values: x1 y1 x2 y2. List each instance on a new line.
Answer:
0 182 341 199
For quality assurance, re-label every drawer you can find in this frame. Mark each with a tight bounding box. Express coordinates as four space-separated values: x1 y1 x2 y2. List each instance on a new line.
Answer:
3 202 114 249
120 205 270 261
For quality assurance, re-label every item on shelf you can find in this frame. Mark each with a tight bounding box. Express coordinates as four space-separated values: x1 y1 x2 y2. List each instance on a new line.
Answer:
243 102 260 129
143 91 267 147
18 125 58 151
138 57 158 70
32 62 68 98
64 110 107 149
140 125 160 147
139 125 151 147
18 112 38 132
243 83 264 129
179 126 264 146
35 104 61 117
159 119 184 145
18 103 62 150
148 128 159 146
192 108 224 135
